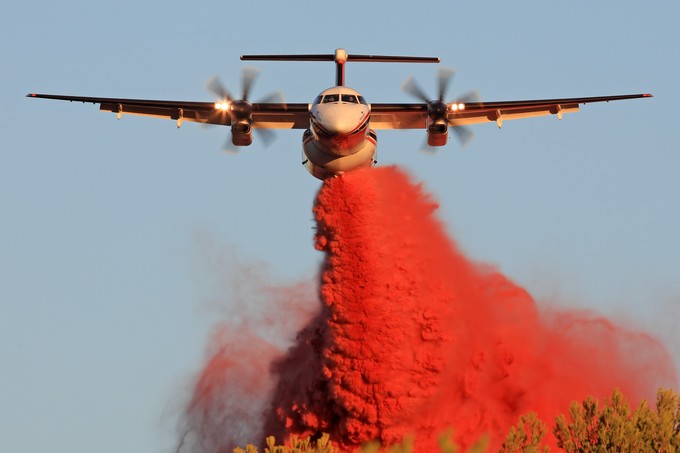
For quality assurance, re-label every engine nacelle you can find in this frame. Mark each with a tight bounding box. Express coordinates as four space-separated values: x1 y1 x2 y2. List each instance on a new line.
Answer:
231 121 253 146
427 121 448 147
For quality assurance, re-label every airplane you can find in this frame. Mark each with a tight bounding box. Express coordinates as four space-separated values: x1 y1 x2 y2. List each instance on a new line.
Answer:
27 48 651 180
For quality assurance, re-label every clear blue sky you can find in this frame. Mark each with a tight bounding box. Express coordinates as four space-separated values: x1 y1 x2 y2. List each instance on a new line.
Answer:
2 1 679 452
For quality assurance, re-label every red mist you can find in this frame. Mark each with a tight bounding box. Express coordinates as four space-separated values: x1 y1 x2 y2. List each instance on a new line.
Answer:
183 166 676 452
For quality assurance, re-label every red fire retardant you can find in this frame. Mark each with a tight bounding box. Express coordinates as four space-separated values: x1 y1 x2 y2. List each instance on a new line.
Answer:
266 166 675 451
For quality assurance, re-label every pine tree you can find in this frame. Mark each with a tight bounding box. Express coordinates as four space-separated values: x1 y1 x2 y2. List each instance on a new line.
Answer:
553 388 680 452
501 412 550 453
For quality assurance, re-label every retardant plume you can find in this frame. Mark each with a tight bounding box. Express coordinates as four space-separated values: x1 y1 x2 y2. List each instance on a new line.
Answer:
176 239 318 453
262 166 676 451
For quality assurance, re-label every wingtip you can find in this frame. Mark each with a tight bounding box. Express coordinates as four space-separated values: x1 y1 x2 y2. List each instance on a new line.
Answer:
26 93 36 97
643 93 653 98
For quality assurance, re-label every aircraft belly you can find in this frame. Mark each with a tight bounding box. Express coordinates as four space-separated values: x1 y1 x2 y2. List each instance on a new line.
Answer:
314 131 367 156
302 130 376 180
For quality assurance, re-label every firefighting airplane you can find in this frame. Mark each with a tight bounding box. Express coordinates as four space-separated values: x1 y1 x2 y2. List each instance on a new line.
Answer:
28 49 651 180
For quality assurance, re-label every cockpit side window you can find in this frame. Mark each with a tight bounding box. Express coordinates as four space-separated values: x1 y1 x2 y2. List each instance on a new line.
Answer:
341 94 358 104
322 94 339 103
313 95 322 104
358 96 368 105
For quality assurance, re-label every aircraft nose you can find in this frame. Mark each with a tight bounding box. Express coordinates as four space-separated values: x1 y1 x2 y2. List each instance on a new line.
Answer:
325 117 358 134
316 109 367 135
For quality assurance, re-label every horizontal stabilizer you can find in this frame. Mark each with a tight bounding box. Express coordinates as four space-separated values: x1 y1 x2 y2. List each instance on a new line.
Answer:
241 50 439 64
241 48 439 86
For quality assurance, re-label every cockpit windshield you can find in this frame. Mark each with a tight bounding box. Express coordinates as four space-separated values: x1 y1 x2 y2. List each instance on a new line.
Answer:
317 93 368 105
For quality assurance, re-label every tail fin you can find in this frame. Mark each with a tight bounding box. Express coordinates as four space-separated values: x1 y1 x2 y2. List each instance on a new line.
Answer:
241 48 439 86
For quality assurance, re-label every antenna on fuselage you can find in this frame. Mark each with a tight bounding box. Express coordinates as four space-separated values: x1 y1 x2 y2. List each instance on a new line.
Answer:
241 49 440 86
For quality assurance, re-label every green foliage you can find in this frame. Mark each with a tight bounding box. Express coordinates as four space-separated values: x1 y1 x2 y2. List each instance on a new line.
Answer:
553 388 680 452
235 388 680 452
501 412 550 453
234 430 485 453
654 389 680 451
464 435 490 453
233 445 259 453
255 433 336 453
436 429 459 453
233 434 337 453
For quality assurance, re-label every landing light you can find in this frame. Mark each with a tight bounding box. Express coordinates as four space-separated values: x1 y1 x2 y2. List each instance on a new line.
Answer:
214 102 230 111
449 103 466 111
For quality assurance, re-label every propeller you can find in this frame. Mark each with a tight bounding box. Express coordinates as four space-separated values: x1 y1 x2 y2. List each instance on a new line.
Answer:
205 74 233 103
402 67 480 148
205 67 285 151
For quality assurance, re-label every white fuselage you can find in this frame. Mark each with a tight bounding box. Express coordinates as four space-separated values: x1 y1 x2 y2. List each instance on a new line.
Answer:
302 86 377 180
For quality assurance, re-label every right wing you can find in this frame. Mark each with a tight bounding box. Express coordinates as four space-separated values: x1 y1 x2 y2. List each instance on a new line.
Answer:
369 93 652 129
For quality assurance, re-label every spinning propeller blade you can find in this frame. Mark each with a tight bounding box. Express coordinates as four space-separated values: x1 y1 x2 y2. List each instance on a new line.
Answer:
205 67 284 149
403 67 477 147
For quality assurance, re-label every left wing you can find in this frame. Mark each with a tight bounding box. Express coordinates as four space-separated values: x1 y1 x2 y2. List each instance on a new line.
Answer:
369 93 652 129
26 93 310 129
